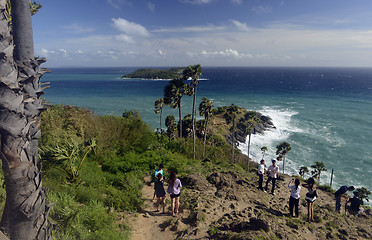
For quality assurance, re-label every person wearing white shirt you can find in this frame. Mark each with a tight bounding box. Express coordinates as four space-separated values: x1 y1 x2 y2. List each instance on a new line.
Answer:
258 159 266 191
288 178 301 217
265 159 279 195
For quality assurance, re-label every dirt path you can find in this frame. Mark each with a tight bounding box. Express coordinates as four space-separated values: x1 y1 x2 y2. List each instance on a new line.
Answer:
127 177 182 240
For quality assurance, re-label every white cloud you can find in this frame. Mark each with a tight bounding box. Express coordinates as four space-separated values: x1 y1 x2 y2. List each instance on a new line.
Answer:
111 18 150 37
252 6 272 14
106 0 131 9
147 2 155 12
76 50 84 54
201 49 243 58
62 24 95 34
107 0 120 9
158 50 165 55
115 34 136 44
59 49 67 54
231 20 252 32
180 0 214 5
231 0 243 4
152 25 225 33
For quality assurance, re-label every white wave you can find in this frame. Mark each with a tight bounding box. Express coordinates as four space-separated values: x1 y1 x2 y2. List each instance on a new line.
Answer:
238 106 301 163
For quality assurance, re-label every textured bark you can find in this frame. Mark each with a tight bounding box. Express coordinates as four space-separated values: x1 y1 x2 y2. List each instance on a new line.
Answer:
10 0 34 60
0 1 51 239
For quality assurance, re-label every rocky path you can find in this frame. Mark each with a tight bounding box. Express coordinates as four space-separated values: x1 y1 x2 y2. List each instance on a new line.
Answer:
127 177 184 240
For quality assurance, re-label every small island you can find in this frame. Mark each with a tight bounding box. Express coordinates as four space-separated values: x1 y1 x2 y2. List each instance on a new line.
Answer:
122 67 185 80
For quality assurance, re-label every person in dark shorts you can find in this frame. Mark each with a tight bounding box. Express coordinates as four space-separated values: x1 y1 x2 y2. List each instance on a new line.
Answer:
258 159 266 191
152 164 164 201
154 173 166 213
303 177 317 222
167 171 182 216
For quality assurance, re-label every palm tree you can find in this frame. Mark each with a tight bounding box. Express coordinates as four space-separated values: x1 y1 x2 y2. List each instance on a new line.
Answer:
311 161 327 183
224 104 240 164
164 78 187 138
261 146 268 160
0 0 51 239
199 97 213 158
165 115 177 140
245 111 260 161
183 64 202 160
299 166 309 178
276 142 291 174
237 111 260 171
154 98 164 133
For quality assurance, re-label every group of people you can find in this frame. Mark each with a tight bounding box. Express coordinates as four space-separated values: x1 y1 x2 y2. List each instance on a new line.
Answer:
258 159 363 221
258 159 279 194
152 164 182 216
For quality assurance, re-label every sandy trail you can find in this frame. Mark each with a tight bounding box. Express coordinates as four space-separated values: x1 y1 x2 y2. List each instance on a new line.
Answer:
127 177 180 240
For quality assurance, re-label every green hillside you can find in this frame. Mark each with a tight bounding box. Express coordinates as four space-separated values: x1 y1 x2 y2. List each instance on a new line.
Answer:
122 67 185 79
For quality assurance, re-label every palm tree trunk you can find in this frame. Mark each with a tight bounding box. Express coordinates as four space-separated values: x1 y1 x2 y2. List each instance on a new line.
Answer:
0 1 51 239
192 89 196 160
231 119 235 164
159 108 162 132
202 114 209 158
178 102 182 138
283 156 285 174
247 133 251 171
11 0 34 60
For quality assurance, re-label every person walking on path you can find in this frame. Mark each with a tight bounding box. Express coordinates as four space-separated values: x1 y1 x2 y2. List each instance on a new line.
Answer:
288 178 301 217
258 159 266 191
303 177 317 222
154 173 166 213
152 164 164 201
265 159 279 194
334 185 355 212
167 171 182 216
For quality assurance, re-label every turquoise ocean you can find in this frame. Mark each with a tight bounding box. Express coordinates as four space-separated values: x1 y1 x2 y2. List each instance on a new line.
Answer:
42 67 372 202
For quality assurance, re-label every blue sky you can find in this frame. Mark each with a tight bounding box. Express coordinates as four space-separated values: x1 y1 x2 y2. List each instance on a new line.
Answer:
32 0 372 67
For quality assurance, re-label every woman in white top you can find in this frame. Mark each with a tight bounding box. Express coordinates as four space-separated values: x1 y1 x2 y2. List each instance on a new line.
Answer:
288 178 301 217
258 159 266 191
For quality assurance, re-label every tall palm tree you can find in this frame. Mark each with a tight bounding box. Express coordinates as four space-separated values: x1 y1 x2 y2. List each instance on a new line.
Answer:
199 97 213 158
183 64 202 160
165 115 177 140
224 104 239 164
276 142 291 174
0 0 51 239
237 111 260 171
154 98 164 133
164 78 187 138
245 111 260 170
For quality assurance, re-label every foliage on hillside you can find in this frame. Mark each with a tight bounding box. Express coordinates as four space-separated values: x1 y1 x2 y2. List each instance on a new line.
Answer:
36 104 238 239
122 67 185 79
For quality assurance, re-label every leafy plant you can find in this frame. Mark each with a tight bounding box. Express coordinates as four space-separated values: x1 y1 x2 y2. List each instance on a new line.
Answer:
42 139 96 183
299 166 309 178
311 161 327 183
276 142 291 174
355 187 371 203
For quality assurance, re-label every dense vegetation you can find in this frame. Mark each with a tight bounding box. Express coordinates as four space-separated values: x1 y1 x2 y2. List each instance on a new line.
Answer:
122 67 185 79
28 104 237 239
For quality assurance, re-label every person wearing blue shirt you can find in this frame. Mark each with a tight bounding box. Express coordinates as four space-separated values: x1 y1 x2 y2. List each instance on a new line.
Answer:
152 164 164 201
